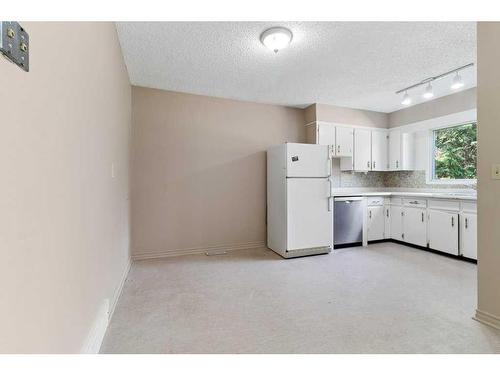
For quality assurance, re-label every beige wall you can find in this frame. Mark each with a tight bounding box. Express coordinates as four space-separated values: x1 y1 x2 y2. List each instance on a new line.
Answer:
389 88 477 127
315 103 388 128
304 104 317 124
0 23 131 352
476 22 500 326
131 87 305 259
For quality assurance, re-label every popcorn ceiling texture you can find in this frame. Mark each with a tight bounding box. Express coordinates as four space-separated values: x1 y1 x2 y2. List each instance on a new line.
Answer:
116 22 476 112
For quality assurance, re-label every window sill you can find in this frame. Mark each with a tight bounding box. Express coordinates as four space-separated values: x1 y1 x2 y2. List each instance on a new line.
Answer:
426 179 477 186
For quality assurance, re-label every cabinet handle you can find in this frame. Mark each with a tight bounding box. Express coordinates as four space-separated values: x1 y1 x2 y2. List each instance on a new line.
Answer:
465 217 468 229
369 210 372 219
409 200 418 204
451 217 455 227
367 161 370 168
337 145 340 153
396 160 399 169
421 212 424 222
401 211 404 217
373 161 376 169
386 209 389 217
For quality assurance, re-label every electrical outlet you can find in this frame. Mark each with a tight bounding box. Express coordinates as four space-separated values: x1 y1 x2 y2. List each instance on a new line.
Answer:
0 21 29 72
492 164 500 180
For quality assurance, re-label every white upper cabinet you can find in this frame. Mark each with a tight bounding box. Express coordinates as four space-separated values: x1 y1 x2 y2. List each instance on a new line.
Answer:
401 132 416 170
354 129 372 171
371 130 388 171
388 129 415 171
389 130 401 170
335 126 354 157
316 123 335 146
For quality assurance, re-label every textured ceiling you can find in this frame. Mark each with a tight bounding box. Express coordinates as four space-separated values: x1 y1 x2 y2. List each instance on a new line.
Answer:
116 22 476 113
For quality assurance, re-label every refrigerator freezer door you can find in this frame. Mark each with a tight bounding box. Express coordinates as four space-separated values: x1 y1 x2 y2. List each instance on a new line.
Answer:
286 143 330 178
287 178 333 251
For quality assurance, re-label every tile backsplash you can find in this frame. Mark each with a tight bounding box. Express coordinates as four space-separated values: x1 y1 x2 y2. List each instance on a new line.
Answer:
332 159 476 190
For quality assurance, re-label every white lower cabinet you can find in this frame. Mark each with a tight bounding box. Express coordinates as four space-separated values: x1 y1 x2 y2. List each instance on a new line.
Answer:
428 210 459 255
460 213 477 259
384 205 391 239
359 196 476 261
390 205 403 241
367 205 385 241
402 207 427 247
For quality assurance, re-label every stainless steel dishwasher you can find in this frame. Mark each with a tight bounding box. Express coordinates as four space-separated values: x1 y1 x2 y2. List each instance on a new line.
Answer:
334 197 363 247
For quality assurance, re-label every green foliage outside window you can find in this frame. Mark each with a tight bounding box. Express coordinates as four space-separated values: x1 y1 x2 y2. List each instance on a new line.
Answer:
433 123 477 180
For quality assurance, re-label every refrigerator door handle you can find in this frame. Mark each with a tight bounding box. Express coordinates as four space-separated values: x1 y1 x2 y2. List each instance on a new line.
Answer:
327 178 333 211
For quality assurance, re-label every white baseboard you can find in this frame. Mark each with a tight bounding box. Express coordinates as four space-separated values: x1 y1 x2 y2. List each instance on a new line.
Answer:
81 257 132 354
109 258 132 321
81 298 110 354
132 240 266 261
474 309 500 331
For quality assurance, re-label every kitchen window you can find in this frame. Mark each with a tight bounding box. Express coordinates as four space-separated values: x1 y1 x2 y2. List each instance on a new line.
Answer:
430 122 477 183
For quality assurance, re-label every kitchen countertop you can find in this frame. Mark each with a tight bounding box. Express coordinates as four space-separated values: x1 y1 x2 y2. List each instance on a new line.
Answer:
330 189 477 201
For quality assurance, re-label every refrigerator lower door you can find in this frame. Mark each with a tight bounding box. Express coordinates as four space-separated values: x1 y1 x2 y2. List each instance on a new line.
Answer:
287 178 333 252
286 143 330 178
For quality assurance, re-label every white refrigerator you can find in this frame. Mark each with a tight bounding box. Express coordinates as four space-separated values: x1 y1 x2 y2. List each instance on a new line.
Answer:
267 143 333 258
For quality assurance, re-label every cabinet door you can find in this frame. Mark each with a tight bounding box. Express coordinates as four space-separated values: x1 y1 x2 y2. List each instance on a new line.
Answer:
389 130 401 171
428 210 459 255
317 123 335 146
354 129 371 171
367 206 385 241
384 205 391 239
371 130 388 171
403 207 427 247
390 206 403 241
335 126 354 157
461 213 477 260
401 132 416 170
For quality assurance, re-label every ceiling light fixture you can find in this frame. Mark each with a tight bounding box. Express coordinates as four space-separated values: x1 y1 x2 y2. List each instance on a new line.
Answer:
423 83 434 99
260 27 293 53
401 91 412 106
395 62 474 106
451 71 464 90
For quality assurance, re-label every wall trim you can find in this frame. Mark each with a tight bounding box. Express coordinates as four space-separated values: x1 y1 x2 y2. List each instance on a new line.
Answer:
133 240 266 260
81 257 131 354
109 258 132 321
474 309 500 331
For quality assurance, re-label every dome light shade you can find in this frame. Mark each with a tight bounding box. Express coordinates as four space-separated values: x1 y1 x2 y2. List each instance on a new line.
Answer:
451 72 464 90
401 91 412 106
260 27 293 53
422 83 434 99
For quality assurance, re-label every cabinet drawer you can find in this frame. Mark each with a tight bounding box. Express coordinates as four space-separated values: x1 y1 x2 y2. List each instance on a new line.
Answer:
461 201 477 213
403 198 427 208
389 197 402 206
428 199 460 212
367 197 385 206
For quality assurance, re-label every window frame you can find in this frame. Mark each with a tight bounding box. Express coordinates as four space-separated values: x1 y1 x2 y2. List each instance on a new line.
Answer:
426 121 477 185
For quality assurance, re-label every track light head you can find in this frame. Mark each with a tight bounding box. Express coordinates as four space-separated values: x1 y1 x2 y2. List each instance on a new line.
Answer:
451 72 464 90
422 83 434 99
401 91 412 106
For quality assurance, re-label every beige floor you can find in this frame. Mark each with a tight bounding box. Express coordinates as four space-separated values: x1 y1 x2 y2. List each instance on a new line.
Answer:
100 242 500 353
